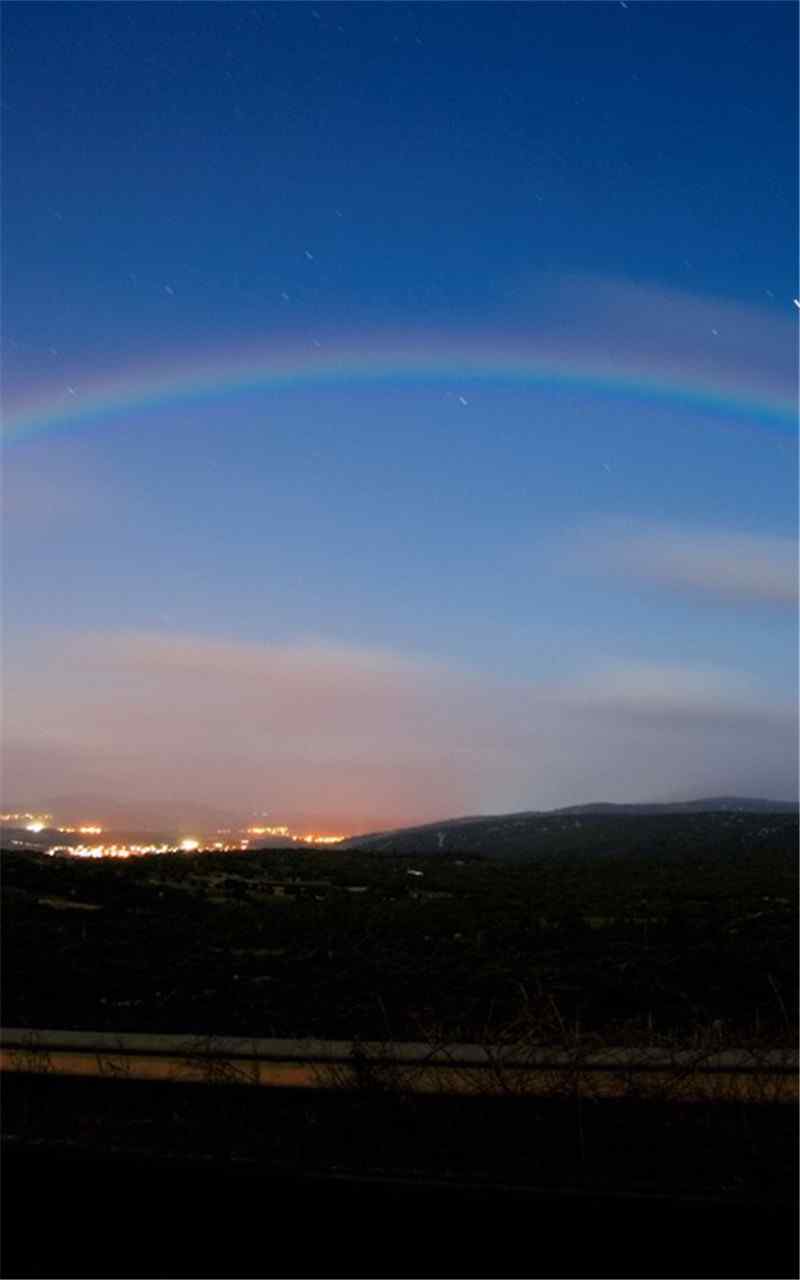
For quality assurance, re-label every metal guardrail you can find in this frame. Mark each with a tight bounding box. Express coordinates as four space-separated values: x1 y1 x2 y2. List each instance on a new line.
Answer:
1 1027 797 1101
0 1025 797 1068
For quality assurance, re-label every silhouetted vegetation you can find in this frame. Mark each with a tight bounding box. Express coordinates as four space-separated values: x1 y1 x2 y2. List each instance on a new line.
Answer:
3 1068 795 1202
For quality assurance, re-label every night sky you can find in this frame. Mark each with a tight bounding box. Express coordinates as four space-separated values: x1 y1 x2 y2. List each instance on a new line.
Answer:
3 2 797 833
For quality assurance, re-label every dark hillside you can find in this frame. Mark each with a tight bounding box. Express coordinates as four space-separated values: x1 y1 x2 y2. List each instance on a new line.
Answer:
344 809 799 861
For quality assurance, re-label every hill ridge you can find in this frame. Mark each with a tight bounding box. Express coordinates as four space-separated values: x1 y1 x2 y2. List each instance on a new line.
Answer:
341 797 798 857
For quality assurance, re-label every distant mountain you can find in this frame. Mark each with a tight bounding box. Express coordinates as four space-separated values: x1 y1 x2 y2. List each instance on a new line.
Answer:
341 798 798 860
551 797 800 816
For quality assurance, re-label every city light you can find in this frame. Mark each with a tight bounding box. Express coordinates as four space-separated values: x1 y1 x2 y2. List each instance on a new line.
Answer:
244 824 344 844
21 813 351 860
47 845 133 859
1 812 52 826
1 813 106 837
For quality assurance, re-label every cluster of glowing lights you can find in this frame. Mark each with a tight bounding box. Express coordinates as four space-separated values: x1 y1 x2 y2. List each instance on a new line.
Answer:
46 841 214 858
246 824 345 845
45 837 255 859
1 812 53 827
47 840 201 858
18 814 349 859
47 844 136 859
2 813 104 836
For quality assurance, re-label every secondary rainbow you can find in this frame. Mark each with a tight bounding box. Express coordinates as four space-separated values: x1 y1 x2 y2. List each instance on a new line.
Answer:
3 333 796 442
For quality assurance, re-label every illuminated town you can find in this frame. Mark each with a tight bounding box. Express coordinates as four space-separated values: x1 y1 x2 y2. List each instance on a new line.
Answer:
0 812 347 858
245 825 345 846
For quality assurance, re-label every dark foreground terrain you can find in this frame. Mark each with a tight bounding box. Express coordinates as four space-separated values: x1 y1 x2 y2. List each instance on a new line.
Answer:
2 1072 797 1279
3 810 797 1277
4 1146 795 1280
2 810 797 1042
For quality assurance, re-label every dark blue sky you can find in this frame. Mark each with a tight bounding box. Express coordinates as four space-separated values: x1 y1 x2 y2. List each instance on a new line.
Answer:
3 3 797 829
5 2 796 352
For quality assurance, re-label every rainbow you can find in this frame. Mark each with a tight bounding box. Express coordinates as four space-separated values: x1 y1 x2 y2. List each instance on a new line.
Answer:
2 333 796 442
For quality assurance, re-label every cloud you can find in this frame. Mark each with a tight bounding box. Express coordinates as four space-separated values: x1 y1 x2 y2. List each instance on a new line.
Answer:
567 523 798 609
3 630 796 830
498 273 797 407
